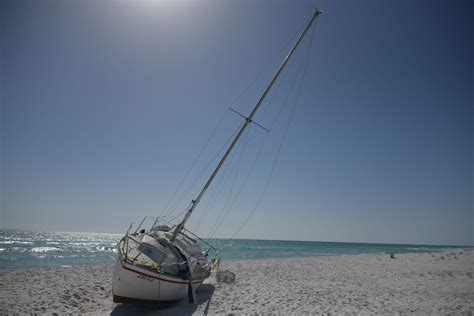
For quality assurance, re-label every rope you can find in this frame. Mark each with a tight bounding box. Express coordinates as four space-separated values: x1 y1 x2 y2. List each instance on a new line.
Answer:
160 62 267 220
203 44 295 238
206 127 250 238
160 112 227 219
192 62 288 234
229 22 316 239
198 128 246 238
207 127 266 238
163 121 242 220
192 128 244 232
160 11 317 231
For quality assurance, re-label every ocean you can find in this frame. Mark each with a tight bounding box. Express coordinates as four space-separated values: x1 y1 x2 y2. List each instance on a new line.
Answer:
0 229 469 269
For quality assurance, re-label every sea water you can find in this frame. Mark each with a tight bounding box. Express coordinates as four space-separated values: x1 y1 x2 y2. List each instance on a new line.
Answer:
0 229 469 269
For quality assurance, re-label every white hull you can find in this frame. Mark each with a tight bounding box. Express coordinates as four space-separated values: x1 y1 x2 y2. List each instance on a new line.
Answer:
112 231 213 303
112 258 204 302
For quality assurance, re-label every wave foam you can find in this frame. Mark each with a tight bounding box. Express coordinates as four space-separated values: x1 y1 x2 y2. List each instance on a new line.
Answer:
30 247 60 253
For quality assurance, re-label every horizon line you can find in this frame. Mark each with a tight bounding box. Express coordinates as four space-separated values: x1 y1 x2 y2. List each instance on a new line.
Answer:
1 227 472 248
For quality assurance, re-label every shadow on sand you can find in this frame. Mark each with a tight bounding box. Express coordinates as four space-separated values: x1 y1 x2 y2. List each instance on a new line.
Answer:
110 284 215 315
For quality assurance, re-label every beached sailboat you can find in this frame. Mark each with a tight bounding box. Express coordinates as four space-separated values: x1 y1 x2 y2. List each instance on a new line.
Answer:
112 9 322 303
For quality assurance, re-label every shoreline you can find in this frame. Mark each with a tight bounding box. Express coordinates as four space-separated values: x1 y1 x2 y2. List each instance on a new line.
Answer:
0 251 473 314
2 246 472 271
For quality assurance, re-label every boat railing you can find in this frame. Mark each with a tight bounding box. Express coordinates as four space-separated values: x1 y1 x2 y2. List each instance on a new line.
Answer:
123 222 134 259
182 228 219 258
133 215 159 234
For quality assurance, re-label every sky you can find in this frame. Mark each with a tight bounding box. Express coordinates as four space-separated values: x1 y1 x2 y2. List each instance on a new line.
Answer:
1 0 472 246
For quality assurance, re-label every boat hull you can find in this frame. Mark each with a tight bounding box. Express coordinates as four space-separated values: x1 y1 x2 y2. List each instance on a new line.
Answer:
112 259 203 302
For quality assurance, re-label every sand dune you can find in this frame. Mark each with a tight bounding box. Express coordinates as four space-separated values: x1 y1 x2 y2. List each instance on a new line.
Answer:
0 251 473 314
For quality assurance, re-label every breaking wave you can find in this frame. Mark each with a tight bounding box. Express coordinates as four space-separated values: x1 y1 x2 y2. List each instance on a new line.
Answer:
30 247 61 253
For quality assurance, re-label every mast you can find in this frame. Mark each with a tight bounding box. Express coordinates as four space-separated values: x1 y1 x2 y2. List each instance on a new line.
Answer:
171 9 322 241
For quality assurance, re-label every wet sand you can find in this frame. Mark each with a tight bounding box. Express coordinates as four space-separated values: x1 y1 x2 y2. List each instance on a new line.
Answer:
0 251 473 314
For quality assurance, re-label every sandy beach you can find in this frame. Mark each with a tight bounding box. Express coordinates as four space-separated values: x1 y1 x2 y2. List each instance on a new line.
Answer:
0 251 473 315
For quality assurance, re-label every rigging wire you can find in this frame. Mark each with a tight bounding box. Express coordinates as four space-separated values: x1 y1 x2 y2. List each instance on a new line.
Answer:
160 11 318 230
278 17 313 55
159 59 270 220
165 68 281 224
228 21 316 240
170 120 246 228
205 61 296 238
203 26 309 239
206 129 265 238
192 127 245 232
200 127 247 235
159 51 278 222
191 147 236 232
268 59 305 131
192 154 232 233
162 122 242 220
205 127 250 238
163 206 190 226
203 43 299 238
160 112 226 218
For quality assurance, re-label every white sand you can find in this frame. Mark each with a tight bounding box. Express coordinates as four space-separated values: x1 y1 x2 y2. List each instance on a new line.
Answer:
0 251 473 314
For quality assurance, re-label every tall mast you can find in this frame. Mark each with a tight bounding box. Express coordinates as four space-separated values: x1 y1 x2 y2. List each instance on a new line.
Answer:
171 9 322 241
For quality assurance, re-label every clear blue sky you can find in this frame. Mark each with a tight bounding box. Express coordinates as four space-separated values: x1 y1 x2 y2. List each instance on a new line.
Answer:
1 0 472 245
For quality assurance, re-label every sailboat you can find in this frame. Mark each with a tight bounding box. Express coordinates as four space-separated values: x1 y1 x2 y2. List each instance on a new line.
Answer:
112 8 322 303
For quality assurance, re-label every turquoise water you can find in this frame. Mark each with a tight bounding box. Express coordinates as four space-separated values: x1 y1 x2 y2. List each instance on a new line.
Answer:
0 229 470 269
